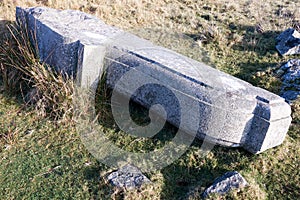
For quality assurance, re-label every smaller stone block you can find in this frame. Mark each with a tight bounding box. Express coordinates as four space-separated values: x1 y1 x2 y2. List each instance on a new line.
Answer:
278 59 300 101
202 171 248 198
276 28 300 56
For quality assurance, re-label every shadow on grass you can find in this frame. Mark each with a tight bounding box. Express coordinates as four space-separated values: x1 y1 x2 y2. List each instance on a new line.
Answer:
230 25 281 56
159 143 253 200
228 24 283 85
186 24 286 90
0 19 14 68
0 20 12 41
0 19 28 100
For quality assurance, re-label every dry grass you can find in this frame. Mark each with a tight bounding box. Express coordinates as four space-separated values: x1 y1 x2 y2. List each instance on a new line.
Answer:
0 0 298 29
0 0 299 200
0 23 74 121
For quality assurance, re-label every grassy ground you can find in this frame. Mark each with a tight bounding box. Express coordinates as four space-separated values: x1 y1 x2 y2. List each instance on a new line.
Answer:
0 0 300 199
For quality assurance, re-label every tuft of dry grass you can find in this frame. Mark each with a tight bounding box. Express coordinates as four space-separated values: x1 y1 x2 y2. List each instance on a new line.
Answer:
0 22 74 122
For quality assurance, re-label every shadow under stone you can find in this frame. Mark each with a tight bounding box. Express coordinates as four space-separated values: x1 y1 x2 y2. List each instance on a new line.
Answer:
0 20 15 50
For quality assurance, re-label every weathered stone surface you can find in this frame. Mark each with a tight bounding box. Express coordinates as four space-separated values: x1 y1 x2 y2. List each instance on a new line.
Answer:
107 164 151 190
16 7 292 154
16 6 122 88
276 28 300 56
202 171 248 198
278 59 300 101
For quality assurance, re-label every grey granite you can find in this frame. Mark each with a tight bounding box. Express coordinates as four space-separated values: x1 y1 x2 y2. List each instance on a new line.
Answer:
202 171 248 198
107 164 151 190
16 7 292 154
276 28 300 56
278 59 300 101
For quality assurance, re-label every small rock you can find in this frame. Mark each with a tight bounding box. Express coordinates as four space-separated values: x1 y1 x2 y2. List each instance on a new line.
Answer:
276 28 300 56
278 59 300 101
280 59 300 82
107 164 151 190
202 171 248 198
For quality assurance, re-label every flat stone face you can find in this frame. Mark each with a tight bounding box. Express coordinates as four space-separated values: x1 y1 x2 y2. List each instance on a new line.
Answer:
16 6 292 154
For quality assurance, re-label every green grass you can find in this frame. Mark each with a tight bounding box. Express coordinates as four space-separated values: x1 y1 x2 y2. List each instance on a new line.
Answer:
0 0 300 199
0 91 299 199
